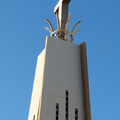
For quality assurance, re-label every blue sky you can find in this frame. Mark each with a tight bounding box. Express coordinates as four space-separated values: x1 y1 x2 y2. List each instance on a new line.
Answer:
0 0 120 120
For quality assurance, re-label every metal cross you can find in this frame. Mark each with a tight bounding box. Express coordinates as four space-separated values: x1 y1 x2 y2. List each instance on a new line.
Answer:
54 0 71 39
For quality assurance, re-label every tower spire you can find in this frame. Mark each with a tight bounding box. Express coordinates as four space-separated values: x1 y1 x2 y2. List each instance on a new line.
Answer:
54 0 71 38
45 0 81 43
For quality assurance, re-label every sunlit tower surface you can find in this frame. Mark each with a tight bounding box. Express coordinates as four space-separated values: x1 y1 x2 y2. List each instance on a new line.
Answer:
27 1 91 120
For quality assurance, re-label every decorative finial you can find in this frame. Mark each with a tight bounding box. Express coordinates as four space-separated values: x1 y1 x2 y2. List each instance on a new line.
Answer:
45 0 81 43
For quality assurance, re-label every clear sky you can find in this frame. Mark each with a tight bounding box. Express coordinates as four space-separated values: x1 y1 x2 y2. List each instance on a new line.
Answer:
0 0 120 120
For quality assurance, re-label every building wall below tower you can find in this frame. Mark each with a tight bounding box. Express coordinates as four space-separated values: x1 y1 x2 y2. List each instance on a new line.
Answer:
40 36 84 120
28 36 85 120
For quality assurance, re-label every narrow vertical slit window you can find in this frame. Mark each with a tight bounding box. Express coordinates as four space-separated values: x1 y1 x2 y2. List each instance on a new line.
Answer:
66 90 69 120
56 103 59 120
33 115 35 120
75 109 78 120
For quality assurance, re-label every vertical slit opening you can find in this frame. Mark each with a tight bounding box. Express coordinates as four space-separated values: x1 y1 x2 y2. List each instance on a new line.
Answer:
33 115 35 120
75 109 78 120
66 90 69 120
56 103 59 120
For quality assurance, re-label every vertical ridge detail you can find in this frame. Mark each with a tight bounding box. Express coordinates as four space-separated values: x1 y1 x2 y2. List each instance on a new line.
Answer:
80 42 91 120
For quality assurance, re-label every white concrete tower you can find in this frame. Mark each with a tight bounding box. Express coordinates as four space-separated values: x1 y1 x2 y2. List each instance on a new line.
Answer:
27 1 91 120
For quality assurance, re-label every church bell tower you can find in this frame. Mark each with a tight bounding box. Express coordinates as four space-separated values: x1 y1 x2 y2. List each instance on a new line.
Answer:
27 1 91 120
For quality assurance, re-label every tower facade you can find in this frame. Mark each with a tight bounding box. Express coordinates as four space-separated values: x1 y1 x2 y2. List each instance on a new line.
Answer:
28 1 91 120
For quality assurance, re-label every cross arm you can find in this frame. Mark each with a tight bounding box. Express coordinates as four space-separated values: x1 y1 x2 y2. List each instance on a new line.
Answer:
54 0 71 14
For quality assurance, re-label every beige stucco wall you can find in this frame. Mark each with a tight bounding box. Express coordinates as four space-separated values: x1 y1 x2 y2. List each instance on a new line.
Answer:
28 36 84 120
28 49 45 120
